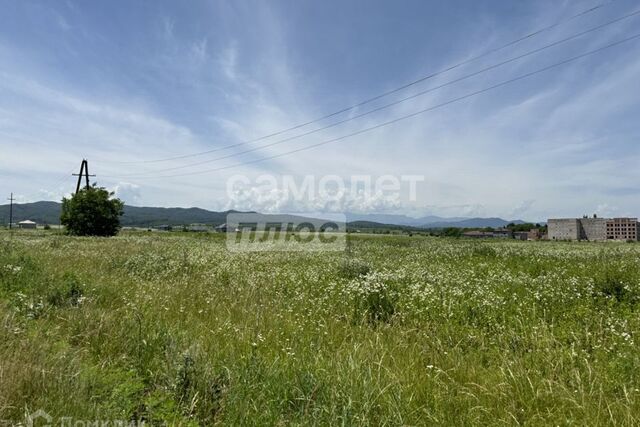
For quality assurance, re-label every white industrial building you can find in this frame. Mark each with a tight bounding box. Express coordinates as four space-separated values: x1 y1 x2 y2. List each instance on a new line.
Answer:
18 220 37 229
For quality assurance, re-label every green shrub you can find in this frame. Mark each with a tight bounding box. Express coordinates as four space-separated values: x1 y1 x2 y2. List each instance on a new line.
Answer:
472 244 497 258
47 273 83 307
60 186 124 236
338 258 371 279
349 272 398 325
594 270 634 303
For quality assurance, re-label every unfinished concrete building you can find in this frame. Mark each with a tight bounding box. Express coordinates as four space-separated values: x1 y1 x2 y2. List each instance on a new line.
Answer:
606 218 639 241
579 218 608 241
547 219 580 240
549 216 639 241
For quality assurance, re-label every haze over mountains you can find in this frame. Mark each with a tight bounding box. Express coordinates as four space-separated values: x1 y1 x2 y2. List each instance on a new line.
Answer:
0 201 531 229
0 201 234 228
344 214 528 228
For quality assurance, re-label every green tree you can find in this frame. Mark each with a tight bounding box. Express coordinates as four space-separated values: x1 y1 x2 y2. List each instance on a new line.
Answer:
442 227 463 238
60 186 124 236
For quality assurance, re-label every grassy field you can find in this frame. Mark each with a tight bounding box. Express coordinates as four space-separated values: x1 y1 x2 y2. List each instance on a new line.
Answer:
1 230 639 425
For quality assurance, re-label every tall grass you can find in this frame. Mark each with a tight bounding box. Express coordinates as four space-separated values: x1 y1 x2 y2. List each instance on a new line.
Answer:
1 230 639 425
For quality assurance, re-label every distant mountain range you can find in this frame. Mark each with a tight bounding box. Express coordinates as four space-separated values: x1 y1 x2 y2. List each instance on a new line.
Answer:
0 201 235 227
345 213 467 226
422 217 527 228
345 213 528 228
0 201 530 229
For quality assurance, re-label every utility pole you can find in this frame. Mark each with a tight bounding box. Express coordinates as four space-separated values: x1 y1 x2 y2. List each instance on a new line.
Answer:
7 192 13 229
72 159 96 194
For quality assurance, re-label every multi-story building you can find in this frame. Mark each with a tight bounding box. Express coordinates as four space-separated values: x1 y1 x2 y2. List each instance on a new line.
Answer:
548 216 639 241
606 218 639 241
547 218 581 240
579 217 608 241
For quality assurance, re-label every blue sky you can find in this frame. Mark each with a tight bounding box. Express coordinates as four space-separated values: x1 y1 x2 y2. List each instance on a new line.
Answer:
1 0 639 220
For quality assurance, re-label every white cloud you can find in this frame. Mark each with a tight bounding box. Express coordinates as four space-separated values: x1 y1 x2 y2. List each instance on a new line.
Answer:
219 42 238 82
191 38 208 63
223 183 403 214
56 14 71 31
112 182 142 205
510 200 536 219
595 203 618 218
161 17 174 41
1 0 639 221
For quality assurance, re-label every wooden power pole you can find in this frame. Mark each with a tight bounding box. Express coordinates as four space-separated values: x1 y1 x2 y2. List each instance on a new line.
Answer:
7 193 13 229
72 159 96 194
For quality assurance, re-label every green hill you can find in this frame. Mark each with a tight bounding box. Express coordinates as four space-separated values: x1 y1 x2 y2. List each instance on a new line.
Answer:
0 201 241 227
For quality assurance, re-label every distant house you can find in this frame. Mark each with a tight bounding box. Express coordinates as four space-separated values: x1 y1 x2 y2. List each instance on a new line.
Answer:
513 231 528 241
493 228 513 238
527 228 542 240
463 229 521 239
18 220 37 229
214 223 228 233
154 224 172 231
186 223 210 232
462 230 494 239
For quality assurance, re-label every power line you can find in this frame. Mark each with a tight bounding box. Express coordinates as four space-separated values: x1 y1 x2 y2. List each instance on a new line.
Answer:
102 32 640 180
109 9 640 178
14 170 79 205
99 0 616 165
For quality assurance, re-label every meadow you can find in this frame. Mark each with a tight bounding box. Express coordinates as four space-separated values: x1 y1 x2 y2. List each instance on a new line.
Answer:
1 230 639 425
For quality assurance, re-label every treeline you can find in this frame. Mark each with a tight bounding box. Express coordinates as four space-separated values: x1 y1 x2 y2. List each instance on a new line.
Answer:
345 222 549 238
